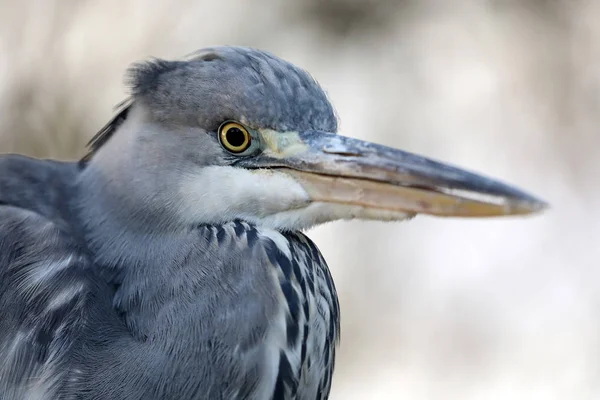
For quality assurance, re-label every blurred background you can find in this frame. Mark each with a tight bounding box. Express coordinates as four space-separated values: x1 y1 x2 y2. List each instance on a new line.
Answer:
0 0 597 398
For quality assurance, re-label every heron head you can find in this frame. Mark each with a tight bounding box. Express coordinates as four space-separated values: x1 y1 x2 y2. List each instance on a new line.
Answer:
83 46 547 231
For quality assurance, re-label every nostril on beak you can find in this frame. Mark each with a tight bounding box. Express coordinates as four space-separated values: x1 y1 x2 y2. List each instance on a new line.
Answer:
322 144 362 156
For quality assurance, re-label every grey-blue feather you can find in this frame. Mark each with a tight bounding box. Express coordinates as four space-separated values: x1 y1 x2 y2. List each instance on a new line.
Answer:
127 46 338 132
0 46 341 399
0 157 339 399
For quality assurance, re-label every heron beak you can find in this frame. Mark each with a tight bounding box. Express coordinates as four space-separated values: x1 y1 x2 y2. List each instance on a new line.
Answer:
246 130 548 218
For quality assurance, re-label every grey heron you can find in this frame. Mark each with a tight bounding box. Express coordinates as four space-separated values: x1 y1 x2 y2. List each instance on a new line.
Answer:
0 46 546 399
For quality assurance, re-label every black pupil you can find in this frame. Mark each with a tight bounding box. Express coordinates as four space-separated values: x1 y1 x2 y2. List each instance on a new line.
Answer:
225 127 247 148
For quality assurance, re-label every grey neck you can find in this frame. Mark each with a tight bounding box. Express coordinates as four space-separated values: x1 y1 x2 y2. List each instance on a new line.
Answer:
72 167 282 398
75 163 181 263
74 162 274 342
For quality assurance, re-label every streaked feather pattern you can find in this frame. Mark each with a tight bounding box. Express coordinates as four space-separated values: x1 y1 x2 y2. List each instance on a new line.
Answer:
0 177 340 399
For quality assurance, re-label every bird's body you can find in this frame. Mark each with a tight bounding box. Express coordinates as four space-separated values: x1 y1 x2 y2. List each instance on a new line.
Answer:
0 46 545 399
0 154 338 399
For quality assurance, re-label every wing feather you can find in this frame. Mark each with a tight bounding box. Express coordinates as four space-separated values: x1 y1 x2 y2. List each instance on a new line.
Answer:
0 205 91 399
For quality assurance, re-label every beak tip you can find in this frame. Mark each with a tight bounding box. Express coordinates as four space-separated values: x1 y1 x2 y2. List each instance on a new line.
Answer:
533 198 550 212
513 195 550 216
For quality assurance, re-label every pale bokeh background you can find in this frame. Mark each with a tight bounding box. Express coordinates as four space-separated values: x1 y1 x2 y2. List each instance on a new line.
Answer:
0 0 597 398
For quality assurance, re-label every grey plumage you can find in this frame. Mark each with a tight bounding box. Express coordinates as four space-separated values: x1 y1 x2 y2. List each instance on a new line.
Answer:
0 46 546 399
0 155 338 399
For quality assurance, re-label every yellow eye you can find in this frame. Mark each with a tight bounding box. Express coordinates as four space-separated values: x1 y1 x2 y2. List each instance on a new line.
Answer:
218 121 251 153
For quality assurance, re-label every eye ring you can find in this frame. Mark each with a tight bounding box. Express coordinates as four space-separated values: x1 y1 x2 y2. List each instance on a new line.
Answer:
218 121 252 154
